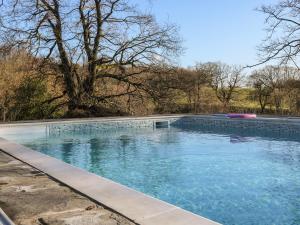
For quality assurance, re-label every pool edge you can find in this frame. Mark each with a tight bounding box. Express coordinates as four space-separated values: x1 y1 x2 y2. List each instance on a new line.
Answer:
1 114 300 128
0 138 221 225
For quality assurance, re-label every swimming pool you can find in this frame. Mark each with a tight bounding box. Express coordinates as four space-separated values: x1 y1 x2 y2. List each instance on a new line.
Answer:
1 117 300 225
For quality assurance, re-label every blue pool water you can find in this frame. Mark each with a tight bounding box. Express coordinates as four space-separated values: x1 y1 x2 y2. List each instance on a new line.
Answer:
1 122 300 225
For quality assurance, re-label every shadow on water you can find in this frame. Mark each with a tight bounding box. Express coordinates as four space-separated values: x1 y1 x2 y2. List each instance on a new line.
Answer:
170 116 300 167
170 116 300 143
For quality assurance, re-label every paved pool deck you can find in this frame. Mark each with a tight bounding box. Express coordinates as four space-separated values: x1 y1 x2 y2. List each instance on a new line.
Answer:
0 150 136 225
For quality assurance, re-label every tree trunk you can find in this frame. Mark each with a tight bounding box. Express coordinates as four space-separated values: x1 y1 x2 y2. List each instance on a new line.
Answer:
2 107 6 122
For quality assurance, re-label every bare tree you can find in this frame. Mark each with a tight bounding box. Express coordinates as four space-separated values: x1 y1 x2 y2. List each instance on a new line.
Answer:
207 63 243 110
0 0 181 113
192 63 213 112
256 0 300 67
250 67 275 113
250 65 300 113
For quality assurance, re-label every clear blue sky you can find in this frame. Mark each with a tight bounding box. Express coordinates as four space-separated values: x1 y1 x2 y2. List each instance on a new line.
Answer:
133 0 275 67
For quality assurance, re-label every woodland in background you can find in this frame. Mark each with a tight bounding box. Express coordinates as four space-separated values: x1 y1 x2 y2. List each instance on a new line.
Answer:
1 48 300 121
0 0 300 121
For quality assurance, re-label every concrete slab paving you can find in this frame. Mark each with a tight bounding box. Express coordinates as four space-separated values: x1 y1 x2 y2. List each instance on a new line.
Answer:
0 151 136 225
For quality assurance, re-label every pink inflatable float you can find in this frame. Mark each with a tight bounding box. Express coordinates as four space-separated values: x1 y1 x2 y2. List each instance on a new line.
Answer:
226 113 256 119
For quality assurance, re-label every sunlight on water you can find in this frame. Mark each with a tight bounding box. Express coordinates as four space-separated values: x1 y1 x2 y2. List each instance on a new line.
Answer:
1 124 300 225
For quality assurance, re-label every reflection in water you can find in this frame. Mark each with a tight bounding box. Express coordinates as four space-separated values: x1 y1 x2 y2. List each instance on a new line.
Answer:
117 135 135 170
60 141 74 164
119 135 132 147
230 135 253 144
88 138 108 174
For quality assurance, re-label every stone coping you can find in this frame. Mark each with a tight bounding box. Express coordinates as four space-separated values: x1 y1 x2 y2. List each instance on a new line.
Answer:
0 138 221 225
0 115 187 127
1 114 300 127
